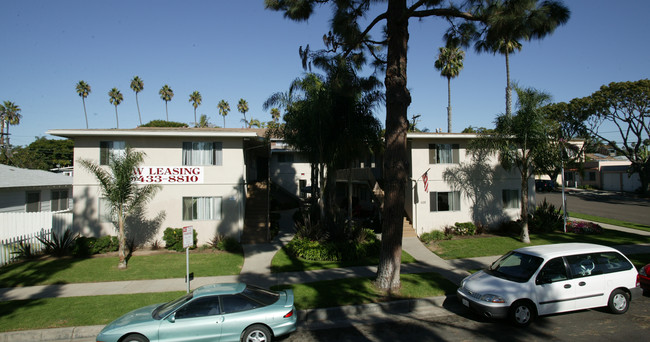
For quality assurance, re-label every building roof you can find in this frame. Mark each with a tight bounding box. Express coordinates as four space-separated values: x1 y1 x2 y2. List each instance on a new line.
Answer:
407 132 478 139
47 127 266 139
0 164 72 189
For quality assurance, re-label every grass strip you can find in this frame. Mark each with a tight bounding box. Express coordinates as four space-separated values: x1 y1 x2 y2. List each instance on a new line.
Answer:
271 249 416 273
432 229 650 260
0 251 243 287
569 212 650 232
0 291 183 333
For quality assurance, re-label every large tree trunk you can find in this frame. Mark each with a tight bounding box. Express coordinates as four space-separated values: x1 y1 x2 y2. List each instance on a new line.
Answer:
376 0 411 292
520 165 531 243
447 76 452 133
505 51 512 118
117 212 128 269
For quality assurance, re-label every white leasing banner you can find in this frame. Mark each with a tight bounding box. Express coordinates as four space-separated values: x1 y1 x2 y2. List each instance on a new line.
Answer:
133 166 204 184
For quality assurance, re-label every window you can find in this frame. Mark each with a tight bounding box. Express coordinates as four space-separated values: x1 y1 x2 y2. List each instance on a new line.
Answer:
175 296 221 319
100 141 125 165
536 257 568 284
592 252 633 275
183 197 222 221
277 153 294 163
428 144 460 164
51 190 69 211
566 254 598 278
26 191 40 212
221 294 259 314
502 189 519 209
99 197 114 222
429 191 460 212
182 142 222 166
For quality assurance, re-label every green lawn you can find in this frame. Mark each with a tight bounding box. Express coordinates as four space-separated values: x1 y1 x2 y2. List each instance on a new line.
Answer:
0 251 244 287
0 291 183 333
270 248 416 273
432 229 650 260
569 212 650 232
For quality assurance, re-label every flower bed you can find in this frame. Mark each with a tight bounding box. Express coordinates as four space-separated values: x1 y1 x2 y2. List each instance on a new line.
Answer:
566 221 603 234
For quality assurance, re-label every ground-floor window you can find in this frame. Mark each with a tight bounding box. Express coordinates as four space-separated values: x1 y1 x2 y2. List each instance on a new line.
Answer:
51 190 69 211
502 189 519 209
182 196 222 221
429 191 460 212
26 191 40 212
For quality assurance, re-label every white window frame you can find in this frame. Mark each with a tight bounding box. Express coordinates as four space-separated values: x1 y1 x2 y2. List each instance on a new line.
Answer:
429 191 461 212
502 189 520 209
100 141 126 165
182 142 223 166
182 196 222 221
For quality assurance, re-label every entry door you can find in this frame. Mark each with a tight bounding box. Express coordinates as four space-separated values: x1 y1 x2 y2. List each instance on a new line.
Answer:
566 254 606 310
534 257 576 315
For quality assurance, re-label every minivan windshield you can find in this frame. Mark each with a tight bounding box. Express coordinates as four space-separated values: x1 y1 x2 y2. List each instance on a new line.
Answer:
487 251 544 282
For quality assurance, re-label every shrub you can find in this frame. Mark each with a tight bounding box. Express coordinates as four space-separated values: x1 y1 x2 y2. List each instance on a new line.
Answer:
420 230 451 243
11 242 37 260
207 233 243 253
529 199 563 233
499 220 521 235
37 230 78 257
91 236 119 254
453 222 477 236
566 221 603 234
163 227 198 252
139 120 188 128
285 236 380 262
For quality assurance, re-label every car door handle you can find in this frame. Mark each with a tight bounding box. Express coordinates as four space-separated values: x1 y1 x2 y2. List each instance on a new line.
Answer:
564 284 571 289
579 282 586 286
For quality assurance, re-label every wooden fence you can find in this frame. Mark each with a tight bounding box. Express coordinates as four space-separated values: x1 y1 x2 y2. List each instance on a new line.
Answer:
0 212 73 267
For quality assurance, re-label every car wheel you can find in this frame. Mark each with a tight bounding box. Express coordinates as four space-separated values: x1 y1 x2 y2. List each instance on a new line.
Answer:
121 334 149 342
608 289 630 314
242 324 272 342
509 300 535 327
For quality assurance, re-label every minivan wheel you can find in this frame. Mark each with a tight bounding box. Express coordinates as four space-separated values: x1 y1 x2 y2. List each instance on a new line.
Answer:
608 289 630 314
509 301 535 327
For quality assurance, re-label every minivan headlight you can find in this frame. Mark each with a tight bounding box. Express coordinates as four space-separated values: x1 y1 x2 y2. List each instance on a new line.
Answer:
480 294 505 303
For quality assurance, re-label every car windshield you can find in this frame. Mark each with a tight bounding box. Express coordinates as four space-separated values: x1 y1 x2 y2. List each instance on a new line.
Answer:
152 293 193 320
487 251 544 282
242 285 280 306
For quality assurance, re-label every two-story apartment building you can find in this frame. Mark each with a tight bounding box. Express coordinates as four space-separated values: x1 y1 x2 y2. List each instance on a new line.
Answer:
48 128 531 245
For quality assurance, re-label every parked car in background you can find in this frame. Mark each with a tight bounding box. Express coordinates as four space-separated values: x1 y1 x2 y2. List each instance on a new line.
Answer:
535 179 555 192
639 263 650 295
457 243 643 326
96 283 296 342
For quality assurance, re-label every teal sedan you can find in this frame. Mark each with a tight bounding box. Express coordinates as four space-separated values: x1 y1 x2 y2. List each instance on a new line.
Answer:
96 283 296 342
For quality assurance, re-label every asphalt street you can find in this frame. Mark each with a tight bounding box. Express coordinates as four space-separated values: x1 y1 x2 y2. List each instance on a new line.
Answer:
538 190 650 226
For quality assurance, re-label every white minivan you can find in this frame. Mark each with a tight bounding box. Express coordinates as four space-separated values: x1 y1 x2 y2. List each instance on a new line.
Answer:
457 243 643 326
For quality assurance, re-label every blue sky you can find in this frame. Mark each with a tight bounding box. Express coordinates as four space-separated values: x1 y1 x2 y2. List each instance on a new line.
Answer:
1 0 648 147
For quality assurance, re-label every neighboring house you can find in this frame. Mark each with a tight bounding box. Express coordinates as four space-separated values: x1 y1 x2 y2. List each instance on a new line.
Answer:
48 128 267 245
407 132 533 235
269 139 312 199
0 164 72 213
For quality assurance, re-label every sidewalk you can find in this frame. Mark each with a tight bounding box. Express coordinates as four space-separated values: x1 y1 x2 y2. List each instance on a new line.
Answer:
1 216 649 341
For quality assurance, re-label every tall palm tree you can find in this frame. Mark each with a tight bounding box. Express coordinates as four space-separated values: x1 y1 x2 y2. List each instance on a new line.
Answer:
79 147 161 269
217 99 230 128
159 84 174 121
270 107 281 123
237 98 249 128
108 88 123 129
188 91 202 125
0 101 21 149
475 0 570 117
76 80 91 129
434 46 465 133
130 76 144 126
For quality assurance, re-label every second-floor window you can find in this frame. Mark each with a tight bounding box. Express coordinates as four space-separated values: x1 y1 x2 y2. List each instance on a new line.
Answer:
429 144 459 164
100 141 126 165
182 142 223 166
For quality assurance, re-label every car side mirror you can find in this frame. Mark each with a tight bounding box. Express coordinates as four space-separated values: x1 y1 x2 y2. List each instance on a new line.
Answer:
168 313 176 323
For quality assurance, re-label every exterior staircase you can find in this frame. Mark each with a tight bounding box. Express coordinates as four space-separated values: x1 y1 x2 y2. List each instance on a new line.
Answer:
241 182 269 244
402 216 417 238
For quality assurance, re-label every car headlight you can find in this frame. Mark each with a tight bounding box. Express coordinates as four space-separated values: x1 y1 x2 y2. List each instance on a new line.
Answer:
479 294 505 303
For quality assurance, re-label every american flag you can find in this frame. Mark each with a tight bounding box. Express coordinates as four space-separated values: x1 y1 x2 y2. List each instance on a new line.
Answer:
422 171 428 192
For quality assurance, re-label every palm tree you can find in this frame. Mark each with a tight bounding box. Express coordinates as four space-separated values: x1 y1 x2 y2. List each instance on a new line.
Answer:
159 85 174 121
434 46 465 133
76 80 91 129
79 147 161 269
130 76 144 126
108 88 123 129
217 100 230 128
0 101 21 149
270 107 281 123
188 91 202 125
475 0 570 117
237 98 249 128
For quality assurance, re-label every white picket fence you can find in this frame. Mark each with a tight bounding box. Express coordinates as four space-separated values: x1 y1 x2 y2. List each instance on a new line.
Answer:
0 211 73 266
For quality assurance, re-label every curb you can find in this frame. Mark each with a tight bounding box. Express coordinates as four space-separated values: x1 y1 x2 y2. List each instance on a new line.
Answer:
0 295 457 342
